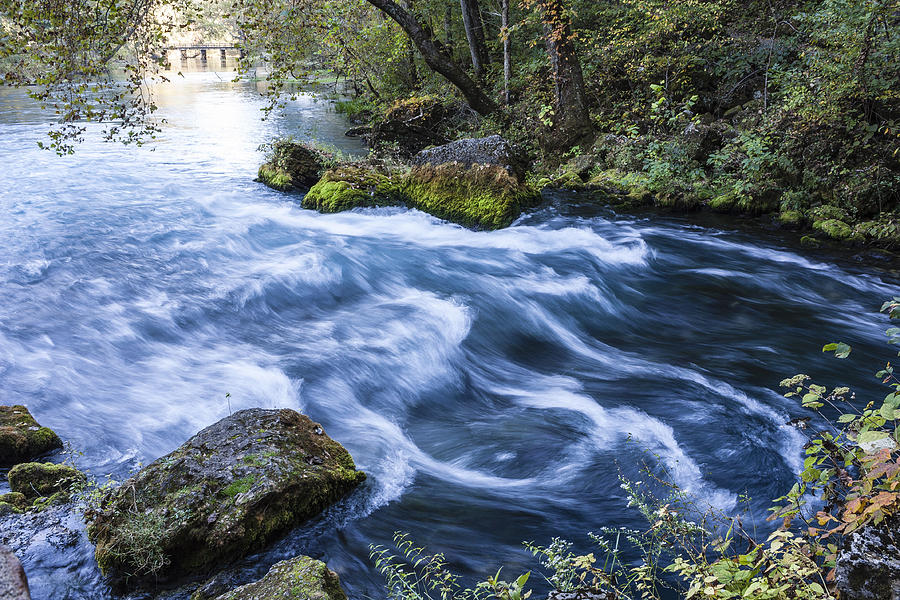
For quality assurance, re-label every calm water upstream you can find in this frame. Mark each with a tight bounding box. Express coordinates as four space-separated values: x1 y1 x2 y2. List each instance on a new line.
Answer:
0 72 898 599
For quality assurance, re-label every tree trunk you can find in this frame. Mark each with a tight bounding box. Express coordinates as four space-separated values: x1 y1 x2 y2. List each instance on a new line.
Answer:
402 0 418 88
501 0 510 105
538 0 592 146
460 0 489 78
365 0 497 115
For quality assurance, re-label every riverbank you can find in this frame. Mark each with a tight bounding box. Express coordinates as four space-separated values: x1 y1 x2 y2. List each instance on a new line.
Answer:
321 94 900 256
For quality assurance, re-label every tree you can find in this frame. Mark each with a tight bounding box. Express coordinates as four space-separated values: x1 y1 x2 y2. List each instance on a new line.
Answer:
534 0 592 147
364 0 497 115
460 0 489 78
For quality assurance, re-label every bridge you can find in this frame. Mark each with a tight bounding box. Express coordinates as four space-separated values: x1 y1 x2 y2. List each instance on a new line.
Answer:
167 43 244 64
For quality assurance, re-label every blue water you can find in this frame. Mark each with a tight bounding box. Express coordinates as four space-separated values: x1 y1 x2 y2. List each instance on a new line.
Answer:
0 72 897 599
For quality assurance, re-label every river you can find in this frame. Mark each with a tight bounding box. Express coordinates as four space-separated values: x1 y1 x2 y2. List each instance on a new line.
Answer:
0 71 897 599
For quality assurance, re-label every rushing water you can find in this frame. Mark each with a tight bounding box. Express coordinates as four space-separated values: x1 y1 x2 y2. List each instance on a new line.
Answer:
0 72 898 599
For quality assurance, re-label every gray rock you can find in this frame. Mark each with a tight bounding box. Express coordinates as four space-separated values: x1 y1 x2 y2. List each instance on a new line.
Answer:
0 545 30 600
208 556 347 600
413 135 529 182
835 515 900 599
86 408 366 587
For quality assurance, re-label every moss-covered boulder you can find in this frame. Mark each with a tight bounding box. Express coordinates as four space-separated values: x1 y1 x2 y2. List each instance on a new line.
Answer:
86 408 365 586
207 556 347 600
0 406 62 467
813 218 853 240
302 167 401 213
258 141 328 192
7 462 85 501
401 163 540 230
777 210 804 227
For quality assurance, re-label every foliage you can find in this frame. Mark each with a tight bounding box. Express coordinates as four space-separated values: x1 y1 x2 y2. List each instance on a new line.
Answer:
0 0 195 154
370 532 531 600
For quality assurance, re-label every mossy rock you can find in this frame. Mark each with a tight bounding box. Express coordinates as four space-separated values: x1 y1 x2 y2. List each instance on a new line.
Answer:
550 171 586 190
8 462 85 500
258 163 293 192
302 167 401 213
401 163 541 230
0 491 27 515
0 492 27 510
777 210 804 227
800 235 821 248
258 141 328 192
207 556 347 600
813 219 853 240
0 405 62 466
87 408 365 587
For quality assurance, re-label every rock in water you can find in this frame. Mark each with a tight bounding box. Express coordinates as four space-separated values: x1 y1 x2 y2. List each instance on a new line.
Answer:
257 141 328 192
0 406 62 466
0 546 31 600
87 408 366 586
413 135 529 183
206 556 347 600
835 514 900 599
8 462 86 501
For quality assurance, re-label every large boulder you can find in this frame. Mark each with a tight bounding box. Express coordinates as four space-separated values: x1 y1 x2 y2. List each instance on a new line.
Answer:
0 546 30 600
413 135 529 183
203 556 347 600
0 406 62 467
258 141 329 192
835 515 900 600
86 408 366 586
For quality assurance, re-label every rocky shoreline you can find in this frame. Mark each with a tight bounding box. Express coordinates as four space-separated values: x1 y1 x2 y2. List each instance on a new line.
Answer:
0 407 365 599
256 129 898 261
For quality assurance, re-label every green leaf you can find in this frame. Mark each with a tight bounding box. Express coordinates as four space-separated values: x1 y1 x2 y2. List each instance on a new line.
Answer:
838 413 857 423
823 342 851 358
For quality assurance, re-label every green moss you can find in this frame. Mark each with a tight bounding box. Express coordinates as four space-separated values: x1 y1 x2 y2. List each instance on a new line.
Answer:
550 171 586 190
813 218 853 240
242 454 265 467
654 190 702 211
258 163 292 192
302 167 401 213
778 210 803 226
401 164 540 230
222 475 255 498
709 192 738 212
0 501 23 515
8 461 85 499
800 236 821 248
0 491 27 510
215 555 348 600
